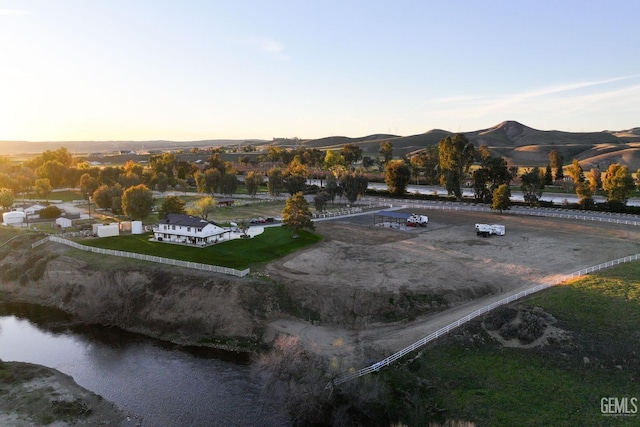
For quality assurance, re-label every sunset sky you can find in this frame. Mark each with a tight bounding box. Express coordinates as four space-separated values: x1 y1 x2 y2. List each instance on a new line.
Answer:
1 1 639 141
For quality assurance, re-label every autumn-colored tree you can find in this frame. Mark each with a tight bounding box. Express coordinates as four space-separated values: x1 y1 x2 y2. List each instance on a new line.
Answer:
187 196 217 220
491 184 511 213
603 164 635 204
548 149 564 182
378 141 394 167
282 192 314 238
0 188 14 210
587 168 602 193
244 171 263 197
79 173 100 198
34 178 52 200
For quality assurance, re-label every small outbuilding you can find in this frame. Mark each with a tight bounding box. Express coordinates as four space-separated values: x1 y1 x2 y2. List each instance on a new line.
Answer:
217 198 235 206
93 223 120 238
55 217 73 228
2 211 25 225
131 220 143 234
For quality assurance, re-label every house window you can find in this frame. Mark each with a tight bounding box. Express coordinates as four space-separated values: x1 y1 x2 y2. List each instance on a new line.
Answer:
197 228 202 232
171 225 175 230
187 227 191 232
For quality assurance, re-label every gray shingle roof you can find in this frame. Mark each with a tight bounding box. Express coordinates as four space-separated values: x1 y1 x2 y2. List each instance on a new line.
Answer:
159 213 212 228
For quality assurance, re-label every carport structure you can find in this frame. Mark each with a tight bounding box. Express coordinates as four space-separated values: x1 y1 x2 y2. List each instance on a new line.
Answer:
373 210 411 228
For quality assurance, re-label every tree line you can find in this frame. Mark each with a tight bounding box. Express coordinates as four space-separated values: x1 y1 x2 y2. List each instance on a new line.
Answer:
1 138 638 219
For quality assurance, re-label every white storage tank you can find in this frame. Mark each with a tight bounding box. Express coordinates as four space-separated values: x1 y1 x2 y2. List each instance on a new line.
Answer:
2 211 26 225
96 223 120 238
131 220 143 234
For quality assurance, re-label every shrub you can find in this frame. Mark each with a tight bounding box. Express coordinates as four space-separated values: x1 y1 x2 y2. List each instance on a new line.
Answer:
38 205 62 219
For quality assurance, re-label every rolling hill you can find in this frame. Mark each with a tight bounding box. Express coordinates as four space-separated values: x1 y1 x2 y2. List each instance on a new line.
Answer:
1 121 639 170
291 121 640 170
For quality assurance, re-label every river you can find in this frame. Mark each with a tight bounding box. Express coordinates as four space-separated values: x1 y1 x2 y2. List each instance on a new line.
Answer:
0 302 289 427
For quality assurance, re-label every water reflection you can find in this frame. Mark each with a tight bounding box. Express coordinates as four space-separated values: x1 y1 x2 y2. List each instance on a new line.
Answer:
0 302 288 427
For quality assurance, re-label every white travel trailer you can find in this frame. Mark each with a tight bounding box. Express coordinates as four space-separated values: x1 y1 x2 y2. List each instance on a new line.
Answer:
475 223 505 237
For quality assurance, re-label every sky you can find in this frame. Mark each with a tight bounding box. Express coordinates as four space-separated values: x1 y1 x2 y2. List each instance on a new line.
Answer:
1 0 639 142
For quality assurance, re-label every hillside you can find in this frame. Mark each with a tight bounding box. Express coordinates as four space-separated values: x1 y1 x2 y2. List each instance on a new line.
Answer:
295 120 640 169
2 121 639 170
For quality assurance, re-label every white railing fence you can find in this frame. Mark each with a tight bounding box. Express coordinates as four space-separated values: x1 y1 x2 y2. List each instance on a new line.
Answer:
364 197 640 226
329 252 640 387
33 236 249 277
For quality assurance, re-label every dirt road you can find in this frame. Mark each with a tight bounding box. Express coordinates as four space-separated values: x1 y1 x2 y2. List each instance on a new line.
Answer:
265 208 640 368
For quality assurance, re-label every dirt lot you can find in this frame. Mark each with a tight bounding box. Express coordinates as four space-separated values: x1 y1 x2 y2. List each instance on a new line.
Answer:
265 209 640 365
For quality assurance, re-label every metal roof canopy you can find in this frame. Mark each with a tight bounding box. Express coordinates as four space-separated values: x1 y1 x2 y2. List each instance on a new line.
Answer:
375 211 411 220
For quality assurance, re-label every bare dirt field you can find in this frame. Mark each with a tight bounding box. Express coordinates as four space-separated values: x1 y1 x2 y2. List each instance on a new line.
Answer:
265 209 640 367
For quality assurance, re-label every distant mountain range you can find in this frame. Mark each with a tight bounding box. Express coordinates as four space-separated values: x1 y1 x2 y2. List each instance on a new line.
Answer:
276 121 640 171
2 121 639 170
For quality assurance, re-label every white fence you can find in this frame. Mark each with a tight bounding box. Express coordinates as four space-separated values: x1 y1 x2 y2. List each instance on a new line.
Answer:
365 197 640 226
33 236 250 277
330 252 640 387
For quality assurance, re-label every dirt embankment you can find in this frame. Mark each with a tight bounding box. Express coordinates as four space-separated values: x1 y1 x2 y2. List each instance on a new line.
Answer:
0 360 125 426
0 244 285 348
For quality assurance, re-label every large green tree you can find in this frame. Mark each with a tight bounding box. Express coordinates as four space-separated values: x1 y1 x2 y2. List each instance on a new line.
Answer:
121 184 154 220
384 160 411 196
340 144 363 168
79 173 100 198
548 149 564 182
520 167 544 206
438 133 475 200
602 164 635 205
34 178 52 200
282 192 314 238
92 184 123 211
267 168 284 196
158 195 186 219
244 171 263 197
219 173 238 196
410 145 439 185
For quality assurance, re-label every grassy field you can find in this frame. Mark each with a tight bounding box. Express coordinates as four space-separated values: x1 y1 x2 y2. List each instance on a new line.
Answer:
376 261 640 426
79 226 321 270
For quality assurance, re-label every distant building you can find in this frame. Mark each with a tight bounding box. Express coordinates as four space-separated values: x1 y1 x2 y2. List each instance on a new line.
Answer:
152 213 230 246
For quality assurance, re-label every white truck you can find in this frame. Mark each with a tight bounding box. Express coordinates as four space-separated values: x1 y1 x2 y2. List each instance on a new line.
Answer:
475 223 505 237
407 214 429 227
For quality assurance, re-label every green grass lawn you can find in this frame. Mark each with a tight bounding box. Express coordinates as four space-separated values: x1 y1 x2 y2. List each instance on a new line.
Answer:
377 261 640 426
79 226 321 270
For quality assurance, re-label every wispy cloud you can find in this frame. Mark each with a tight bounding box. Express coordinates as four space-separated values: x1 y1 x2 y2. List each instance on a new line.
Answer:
241 35 289 61
0 9 29 16
402 75 640 131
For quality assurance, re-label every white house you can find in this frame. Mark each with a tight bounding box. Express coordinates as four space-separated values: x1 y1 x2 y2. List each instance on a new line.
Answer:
153 213 230 246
